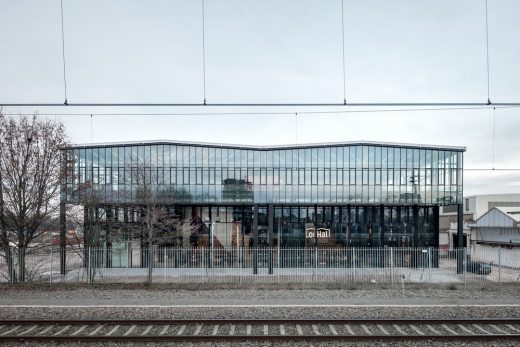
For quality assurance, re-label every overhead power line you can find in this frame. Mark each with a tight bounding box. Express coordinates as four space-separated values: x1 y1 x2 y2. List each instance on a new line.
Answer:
59 0 68 105
3 105 520 117
485 0 491 104
2 102 520 107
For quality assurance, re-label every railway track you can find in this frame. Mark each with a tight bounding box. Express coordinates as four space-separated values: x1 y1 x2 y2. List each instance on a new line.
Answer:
0 318 519 342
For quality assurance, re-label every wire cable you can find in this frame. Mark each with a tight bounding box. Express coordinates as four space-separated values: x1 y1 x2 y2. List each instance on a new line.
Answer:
59 0 68 105
201 0 207 105
341 0 347 105
4 105 520 117
3 102 520 107
485 0 491 104
492 106 496 170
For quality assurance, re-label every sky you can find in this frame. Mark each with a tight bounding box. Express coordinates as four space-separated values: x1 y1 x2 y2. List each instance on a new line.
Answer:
0 0 519 196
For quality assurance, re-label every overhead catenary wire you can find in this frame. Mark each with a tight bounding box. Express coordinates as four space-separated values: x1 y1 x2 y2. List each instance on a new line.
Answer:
201 0 207 105
3 102 520 107
492 106 496 170
4 105 520 117
341 0 347 105
485 0 491 104
59 0 68 105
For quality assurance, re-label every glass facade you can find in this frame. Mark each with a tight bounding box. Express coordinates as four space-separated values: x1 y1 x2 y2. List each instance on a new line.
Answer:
61 141 464 249
64 142 463 206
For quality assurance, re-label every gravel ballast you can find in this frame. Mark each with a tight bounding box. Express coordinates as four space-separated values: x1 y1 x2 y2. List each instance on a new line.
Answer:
1 283 519 346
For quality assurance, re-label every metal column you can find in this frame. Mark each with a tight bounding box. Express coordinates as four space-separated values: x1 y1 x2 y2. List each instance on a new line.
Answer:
253 204 258 275
59 202 66 275
268 204 273 275
456 203 464 274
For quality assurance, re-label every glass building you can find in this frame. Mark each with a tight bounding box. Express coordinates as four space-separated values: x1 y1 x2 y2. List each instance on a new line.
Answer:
61 140 464 250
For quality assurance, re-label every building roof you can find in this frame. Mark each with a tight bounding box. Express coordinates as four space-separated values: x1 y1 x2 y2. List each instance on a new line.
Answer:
476 206 520 227
495 207 520 222
64 139 466 151
464 193 520 199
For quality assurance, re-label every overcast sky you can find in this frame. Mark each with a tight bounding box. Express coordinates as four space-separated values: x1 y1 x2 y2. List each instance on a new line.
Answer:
1 0 519 196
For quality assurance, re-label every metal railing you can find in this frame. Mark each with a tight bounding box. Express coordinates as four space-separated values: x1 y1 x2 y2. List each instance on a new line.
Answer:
1 246 519 284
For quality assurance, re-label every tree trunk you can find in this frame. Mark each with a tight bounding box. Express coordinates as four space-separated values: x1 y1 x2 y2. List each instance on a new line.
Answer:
17 246 26 282
147 246 153 284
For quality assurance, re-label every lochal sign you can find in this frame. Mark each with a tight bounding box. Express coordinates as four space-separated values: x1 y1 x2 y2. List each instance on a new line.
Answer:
305 227 331 239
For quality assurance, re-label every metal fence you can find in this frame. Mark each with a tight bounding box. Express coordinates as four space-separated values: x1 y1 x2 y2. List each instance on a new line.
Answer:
1 246 519 284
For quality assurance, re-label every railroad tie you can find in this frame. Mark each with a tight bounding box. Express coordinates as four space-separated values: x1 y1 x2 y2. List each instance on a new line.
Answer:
194 324 202 336
361 324 373 335
507 324 520 333
345 324 355 335
246 325 251 335
123 325 136 336
392 324 407 335
263 325 268 335
212 325 219 335
1 325 20 336
490 325 510 335
279 325 285 336
177 325 186 335
229 325 235 335
377 325 389 335
409 325 424 335
53 325 71 336
296 324 303 336
312 324 321 335
105 325 120 336
70 325 88 336
18 325 37 336
457 324 475 335
88 325 104 336
329 324 338 336
442 324 459 335
38 326 54 335
140 325 153 336
159 325 170 336
426 324 442 335
472 324 493 335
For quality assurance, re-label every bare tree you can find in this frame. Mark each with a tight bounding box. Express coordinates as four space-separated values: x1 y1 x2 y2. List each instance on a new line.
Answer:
129 163 199 283
0 113 68 282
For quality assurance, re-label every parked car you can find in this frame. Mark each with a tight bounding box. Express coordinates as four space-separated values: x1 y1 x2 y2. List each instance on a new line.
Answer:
466 261 492 275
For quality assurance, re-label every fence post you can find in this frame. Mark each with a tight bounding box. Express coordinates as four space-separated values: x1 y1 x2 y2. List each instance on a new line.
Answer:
277 245 280 283
314 246 318 282
87 247 91 284
463 248 467 288
428 247 432 284
390 247 394 286
352 248 356 280
498 248 502 283
49 247 53 284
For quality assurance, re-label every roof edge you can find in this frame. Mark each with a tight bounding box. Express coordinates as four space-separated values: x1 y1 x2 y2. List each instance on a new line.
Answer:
62 139 466 151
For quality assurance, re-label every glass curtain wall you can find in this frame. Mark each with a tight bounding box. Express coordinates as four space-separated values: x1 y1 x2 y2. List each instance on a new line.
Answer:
66 144 463 206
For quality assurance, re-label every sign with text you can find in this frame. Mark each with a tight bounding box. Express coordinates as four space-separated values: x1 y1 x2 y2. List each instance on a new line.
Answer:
305 227 331 239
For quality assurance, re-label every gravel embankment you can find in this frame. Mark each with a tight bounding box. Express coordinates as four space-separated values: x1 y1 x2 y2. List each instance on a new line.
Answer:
1 283 519 346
